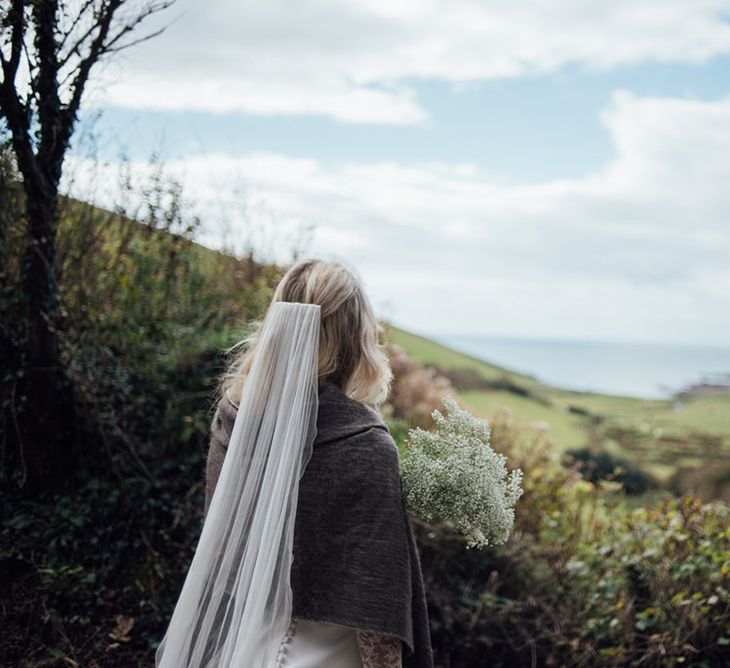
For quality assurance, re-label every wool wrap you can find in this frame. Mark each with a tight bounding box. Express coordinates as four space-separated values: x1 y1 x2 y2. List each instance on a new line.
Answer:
205 379 434 668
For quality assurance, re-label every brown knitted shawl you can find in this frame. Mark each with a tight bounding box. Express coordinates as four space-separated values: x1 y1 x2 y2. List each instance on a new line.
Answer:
204 379 434 668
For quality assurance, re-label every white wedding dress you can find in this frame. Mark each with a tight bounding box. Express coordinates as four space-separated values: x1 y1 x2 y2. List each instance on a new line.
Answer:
275 619 363 668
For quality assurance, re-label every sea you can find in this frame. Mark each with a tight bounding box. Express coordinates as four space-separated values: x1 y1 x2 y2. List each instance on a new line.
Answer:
429 334 730 400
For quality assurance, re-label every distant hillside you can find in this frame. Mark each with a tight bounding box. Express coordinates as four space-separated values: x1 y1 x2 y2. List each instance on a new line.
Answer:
385 323 730 501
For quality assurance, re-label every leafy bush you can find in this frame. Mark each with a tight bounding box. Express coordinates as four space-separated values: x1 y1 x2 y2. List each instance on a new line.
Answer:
383 342 456 428
0 452 208 666
417 408 730 667
564 447 651 495
1 161 283 665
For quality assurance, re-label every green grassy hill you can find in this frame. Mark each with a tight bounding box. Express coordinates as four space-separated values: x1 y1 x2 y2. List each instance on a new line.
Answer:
385 324 730 498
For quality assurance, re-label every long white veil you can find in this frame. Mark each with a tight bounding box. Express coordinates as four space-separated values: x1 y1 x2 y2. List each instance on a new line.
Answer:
155 301 321 667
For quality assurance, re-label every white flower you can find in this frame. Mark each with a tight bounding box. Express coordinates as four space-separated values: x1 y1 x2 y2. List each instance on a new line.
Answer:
400 396 524 549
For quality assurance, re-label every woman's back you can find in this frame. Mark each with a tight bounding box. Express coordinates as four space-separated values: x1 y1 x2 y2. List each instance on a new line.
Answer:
205 379 433 668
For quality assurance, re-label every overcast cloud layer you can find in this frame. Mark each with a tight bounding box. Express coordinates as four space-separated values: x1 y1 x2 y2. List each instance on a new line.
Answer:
89 0 730 124
66 90 730 346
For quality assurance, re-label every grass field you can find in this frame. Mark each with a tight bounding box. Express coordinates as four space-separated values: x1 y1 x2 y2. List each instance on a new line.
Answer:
385 324 730 499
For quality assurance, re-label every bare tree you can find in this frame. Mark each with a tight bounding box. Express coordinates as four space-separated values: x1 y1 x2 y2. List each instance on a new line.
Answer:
0 0 176 497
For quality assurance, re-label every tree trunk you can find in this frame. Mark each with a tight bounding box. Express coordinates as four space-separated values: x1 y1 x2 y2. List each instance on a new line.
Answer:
15 178 79 499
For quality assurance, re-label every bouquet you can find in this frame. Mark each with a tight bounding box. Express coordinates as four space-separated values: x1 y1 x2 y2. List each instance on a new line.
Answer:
400 396 523 549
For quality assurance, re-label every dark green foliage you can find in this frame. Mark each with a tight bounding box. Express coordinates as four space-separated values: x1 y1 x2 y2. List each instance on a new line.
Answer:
433 365 492 391
1 160 282 664
1 450 208 666
415 424 730 667
565 447 651 495
431 363 551 405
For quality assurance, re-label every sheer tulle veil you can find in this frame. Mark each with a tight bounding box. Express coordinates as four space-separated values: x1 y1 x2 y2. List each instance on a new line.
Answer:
155 301 321 667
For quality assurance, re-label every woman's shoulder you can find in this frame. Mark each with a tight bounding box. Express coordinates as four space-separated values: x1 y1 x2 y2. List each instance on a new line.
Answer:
311 384 401 491
314 381 392 450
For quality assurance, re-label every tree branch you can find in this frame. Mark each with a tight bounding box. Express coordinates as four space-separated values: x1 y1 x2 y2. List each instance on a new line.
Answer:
57 16 99 71
65 0 124 125
102 0 177 54
1 0 179 205
32 0 64 182
60 0 177 163
0 2 39 188
57 0 97 57
0 0 25 85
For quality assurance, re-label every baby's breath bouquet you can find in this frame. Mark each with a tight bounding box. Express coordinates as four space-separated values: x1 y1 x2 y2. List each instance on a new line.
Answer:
400 396 523 549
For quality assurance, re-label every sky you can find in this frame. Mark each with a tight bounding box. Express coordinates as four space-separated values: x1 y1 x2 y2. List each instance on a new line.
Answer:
64 0 730 347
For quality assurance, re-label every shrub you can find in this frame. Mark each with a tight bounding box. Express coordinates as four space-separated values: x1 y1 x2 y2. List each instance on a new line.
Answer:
564 447 651 495
416 408 730 667
383 343 456 428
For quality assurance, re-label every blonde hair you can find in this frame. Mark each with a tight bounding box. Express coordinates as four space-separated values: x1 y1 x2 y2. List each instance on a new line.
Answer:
218 258 393 409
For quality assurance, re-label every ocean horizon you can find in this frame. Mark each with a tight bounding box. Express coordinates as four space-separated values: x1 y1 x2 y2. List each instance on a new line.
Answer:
428 333 730 400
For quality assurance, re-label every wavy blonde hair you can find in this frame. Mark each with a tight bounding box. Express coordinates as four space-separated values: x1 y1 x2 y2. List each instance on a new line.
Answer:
218 258 393 409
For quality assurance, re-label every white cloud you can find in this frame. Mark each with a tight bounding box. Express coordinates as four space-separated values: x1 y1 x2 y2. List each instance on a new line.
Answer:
63 91 730 346
86 0 730 124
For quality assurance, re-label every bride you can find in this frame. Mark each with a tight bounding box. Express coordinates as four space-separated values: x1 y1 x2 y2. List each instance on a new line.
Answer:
155 259 433 667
